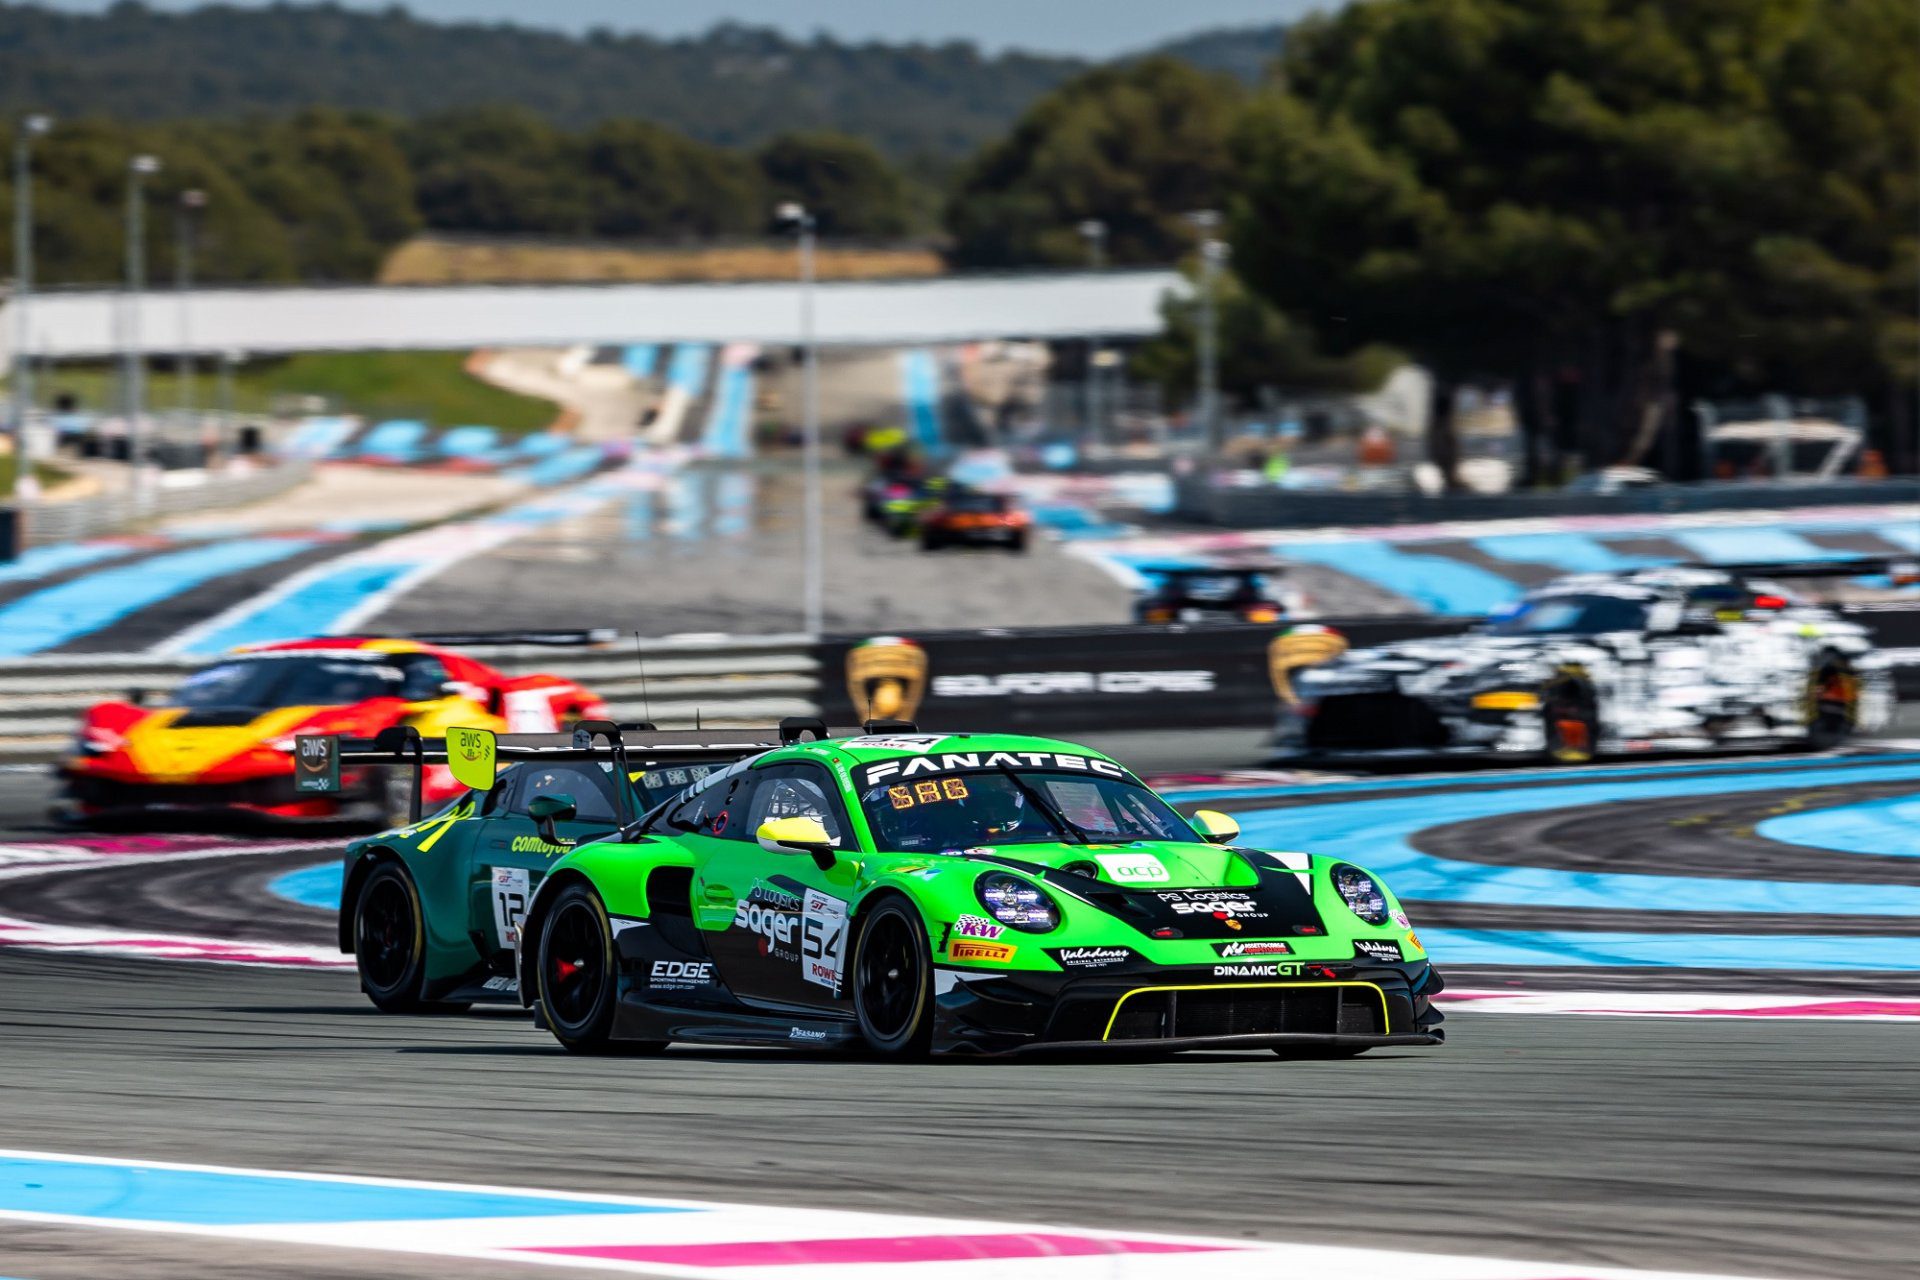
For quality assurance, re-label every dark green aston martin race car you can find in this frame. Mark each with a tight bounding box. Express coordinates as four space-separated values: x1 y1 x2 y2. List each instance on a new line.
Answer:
325 722 1444 1057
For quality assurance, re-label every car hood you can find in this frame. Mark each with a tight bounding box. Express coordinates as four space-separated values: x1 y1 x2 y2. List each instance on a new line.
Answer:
932 840 1330 940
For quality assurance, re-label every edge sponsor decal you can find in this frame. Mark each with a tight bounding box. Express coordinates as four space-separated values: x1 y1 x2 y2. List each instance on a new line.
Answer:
648 959 715 991
949 939 1017 963
857 751 1128 788
1093 852 1170 884
1048 946 1135 970
1212 962 1302 978
1353 939 1402 962
1213 940 1293 958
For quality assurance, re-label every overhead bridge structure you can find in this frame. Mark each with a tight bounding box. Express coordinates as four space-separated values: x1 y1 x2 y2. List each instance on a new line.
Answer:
0 270 1184 360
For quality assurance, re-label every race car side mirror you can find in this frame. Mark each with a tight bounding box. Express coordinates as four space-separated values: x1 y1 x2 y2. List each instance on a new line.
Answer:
758 816 836 866
1192 809 1240 844
528 793 577 845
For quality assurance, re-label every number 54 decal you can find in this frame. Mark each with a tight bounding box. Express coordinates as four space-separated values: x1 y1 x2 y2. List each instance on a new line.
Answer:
801 889 848 994
490 866 531 948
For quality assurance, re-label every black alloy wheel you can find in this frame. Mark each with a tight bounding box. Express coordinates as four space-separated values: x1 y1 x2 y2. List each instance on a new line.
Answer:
853 899 933 1057
354 863 430 1013
536 883 665 1055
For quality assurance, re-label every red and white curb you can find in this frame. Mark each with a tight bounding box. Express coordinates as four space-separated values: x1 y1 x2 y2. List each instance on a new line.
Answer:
0 836 350 968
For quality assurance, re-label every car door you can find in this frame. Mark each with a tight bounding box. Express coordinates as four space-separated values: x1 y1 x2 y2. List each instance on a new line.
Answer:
693 763 859 1013
469 762 629 963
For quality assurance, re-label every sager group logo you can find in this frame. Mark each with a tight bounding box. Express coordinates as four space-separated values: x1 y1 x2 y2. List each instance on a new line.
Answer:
1268 625 1349 705
847 636 928 722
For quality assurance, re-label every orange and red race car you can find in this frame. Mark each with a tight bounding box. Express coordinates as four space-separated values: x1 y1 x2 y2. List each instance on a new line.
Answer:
54 636 609 826
917 490 1031 552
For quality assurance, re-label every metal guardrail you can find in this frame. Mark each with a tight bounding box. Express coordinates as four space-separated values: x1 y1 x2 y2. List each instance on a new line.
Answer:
0 633 820 763
10 460 315 547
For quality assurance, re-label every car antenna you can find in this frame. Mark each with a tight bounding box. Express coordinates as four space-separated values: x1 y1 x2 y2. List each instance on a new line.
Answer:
632 631 652 727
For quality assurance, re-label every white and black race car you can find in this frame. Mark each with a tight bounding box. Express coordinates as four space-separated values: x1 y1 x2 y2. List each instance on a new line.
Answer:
1272 564 1896 763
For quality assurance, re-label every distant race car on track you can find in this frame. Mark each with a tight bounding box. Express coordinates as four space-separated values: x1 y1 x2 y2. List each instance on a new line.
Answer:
55 636 609 826
328 721 1445 1058
917 490 1031 552
1273 564 1896 763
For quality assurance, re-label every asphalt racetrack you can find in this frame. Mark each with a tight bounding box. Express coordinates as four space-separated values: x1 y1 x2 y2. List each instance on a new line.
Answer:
0 729 1916 1279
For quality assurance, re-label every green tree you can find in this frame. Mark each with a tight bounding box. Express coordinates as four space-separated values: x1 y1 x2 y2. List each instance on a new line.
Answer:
757 132 913 237
1131 264 1398 408
1229 0 1920 479
946 57 1244 267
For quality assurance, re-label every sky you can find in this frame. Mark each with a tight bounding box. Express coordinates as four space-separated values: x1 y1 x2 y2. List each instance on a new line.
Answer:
33 0 1336 57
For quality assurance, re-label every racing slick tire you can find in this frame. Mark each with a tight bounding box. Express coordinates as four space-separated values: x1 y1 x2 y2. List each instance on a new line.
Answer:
919 530 944 552
535 883 668 1056
1542 671 1599 765
353 862 465 1013
1804 653 1859 750
1009 530 1028 554
852 896 934 1058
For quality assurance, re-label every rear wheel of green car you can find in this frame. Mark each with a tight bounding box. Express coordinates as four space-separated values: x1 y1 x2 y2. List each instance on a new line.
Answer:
853 898 934 1058
536 883 666 1056
354 862 432 1013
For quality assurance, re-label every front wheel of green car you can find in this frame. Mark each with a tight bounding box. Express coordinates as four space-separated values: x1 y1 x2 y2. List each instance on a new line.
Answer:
536 883 666 1056
354 862 431 1013
853 898 934 1058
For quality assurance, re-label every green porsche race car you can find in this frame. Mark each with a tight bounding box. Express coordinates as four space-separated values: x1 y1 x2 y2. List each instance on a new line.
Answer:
330 722 1444 1056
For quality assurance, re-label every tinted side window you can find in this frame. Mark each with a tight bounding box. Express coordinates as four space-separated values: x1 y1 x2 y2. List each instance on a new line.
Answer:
511 764 622 824
743 765 850 845
658 771 743 838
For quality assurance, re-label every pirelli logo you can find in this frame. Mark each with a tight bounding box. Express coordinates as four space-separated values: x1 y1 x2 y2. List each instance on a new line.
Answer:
949 939 1017 963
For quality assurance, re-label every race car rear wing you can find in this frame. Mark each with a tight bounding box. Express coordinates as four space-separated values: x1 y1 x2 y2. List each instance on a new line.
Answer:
295 717 832 824
401 628 621 648
1706 557 1920 586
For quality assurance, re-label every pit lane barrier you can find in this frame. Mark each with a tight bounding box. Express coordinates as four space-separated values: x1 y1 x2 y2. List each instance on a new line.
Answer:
7 605 1919 762
0 631 817 763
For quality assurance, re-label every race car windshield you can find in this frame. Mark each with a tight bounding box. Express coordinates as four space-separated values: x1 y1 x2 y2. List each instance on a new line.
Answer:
1485 595 1651 636
858 769 1201 852
170 658 402 709
946 493 1008 514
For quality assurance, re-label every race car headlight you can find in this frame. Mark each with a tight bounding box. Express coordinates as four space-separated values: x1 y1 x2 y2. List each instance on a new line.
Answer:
1330 863 1391 926
975 873 1060 933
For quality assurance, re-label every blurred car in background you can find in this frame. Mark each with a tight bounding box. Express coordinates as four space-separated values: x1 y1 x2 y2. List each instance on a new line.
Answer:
53 637 608 826
1134 566 1296 625
918 489 1031 552
1272 564 1893 763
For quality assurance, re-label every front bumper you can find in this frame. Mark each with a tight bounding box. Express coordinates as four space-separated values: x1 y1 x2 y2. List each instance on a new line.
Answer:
52 766 378 824
1272 690 1542 760
930 959 1445 1055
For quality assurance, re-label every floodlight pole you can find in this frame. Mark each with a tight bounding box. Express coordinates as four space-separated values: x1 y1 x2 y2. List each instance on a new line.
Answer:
1078 219 1107 443
1187 209 1225 455
125 154 161 498
780 202 823 637
176 189 205 418
8 113 51 502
